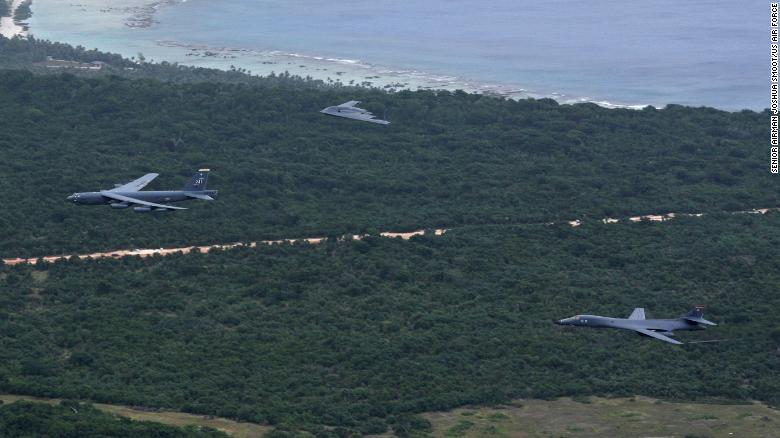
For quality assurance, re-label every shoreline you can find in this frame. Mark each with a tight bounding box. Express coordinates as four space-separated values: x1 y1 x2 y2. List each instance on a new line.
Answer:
16 1 764 111
154 39 653 110
21 1 659 110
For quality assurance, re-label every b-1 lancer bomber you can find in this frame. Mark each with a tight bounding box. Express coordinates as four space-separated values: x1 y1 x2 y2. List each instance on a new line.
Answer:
66 169 217 212
320 100 390 124
555 307 716 345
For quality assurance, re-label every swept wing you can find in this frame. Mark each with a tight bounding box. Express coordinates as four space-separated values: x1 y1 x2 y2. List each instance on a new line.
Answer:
321 101 390 124
335 111 390 124
100 191 186 210
110 173 159 192
633 328 683 345
682 316 717 326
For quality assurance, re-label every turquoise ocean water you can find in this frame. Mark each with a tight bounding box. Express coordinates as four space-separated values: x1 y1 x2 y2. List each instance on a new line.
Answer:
24 0 765 110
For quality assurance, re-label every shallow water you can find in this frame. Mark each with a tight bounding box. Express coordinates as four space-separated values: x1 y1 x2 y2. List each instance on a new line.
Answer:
25 0 765 110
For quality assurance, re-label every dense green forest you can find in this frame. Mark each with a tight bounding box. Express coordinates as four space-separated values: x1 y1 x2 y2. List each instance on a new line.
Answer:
0 36 778 436
1 215 779 435
0 37 774 258
0 36 330 87
0 400 228 437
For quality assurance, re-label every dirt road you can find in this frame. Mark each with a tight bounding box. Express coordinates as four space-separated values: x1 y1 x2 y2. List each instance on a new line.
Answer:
2 228 447 266
3 207 777 267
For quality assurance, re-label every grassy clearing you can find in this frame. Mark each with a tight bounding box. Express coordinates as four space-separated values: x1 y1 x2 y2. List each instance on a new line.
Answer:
0 394 271 438
3 394 779 437
422 397 779 438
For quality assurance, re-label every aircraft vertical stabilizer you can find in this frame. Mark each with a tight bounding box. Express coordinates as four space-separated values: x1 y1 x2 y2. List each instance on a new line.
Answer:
184 169 210 191
628 308 645 320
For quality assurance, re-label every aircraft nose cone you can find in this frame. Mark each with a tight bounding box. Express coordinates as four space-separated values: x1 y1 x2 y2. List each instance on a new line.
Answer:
553 319 563 325
66 195 74 201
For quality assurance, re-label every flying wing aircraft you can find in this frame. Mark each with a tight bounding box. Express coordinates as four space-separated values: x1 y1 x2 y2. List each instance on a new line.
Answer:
554 306 716 345
320 100 390 124
66 169 217 212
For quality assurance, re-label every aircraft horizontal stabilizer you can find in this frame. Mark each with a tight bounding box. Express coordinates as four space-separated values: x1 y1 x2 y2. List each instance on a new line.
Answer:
682 316 717 326
185 193 215 201
682 307 716 325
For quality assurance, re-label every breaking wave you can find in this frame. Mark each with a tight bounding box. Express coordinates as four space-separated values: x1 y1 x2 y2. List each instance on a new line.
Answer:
155 39 654 110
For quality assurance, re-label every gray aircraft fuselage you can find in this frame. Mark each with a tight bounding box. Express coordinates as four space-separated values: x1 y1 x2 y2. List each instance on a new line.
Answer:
330 106 363 114
67 190 216 206
554 315 703 332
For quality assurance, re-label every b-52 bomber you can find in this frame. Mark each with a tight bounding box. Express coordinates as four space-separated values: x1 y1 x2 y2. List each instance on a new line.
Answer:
320 100 390 124
66 169 217 212
555 307 716 345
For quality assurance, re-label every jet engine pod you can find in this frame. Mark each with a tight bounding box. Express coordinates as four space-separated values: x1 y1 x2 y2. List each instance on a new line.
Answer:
133 207 152 213
110 203 130 209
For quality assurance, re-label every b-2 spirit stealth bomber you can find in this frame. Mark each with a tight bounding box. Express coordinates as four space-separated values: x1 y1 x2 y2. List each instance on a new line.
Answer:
320 100 390 124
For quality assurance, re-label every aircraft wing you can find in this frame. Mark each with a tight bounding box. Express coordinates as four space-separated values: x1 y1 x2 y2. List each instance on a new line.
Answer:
320 106 390 125
341 111 390 124
110 173 159 192
633 328 683 345
364 116 390 124
321 108 390 124
100 191 186 210
339 100 361 107
628 308 645 320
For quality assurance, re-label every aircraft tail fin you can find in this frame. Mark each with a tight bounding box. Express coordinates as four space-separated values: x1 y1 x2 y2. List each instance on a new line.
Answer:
681 306 717 326
183 169 209 192
628 308 645 320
